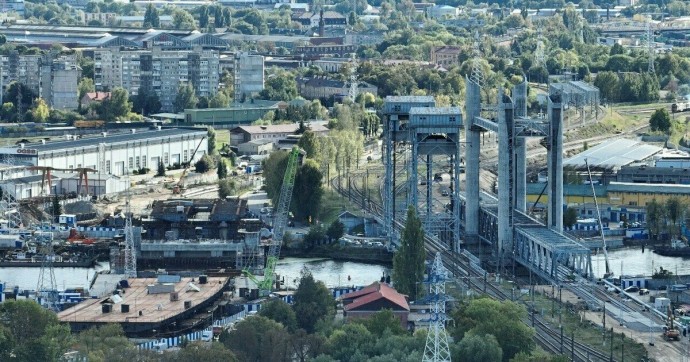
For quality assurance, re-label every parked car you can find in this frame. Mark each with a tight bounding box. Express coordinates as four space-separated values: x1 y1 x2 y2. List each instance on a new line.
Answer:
639 288 650 295
624 286 640 293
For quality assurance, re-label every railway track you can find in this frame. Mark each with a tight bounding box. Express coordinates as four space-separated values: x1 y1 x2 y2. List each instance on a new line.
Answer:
333 174 613 361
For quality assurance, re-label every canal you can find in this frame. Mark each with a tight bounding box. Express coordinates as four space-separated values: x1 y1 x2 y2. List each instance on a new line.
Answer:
591 247 690 278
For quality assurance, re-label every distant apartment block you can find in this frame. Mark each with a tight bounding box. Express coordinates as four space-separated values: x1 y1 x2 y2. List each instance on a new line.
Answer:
94 47 220 112
0 51 78 109
234 53 264 101
81 12 116 25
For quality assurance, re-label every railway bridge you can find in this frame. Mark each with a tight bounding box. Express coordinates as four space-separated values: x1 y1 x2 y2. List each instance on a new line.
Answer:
381 78 593 284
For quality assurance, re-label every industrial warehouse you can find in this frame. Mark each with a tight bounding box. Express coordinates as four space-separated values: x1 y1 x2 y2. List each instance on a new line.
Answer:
0 127 208 177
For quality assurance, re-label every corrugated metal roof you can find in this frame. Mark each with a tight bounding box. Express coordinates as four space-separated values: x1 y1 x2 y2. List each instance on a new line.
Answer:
608 182 690 195
564 139 662 170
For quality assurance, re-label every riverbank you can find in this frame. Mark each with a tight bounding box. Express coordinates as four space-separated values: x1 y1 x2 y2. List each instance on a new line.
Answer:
281 246 393 265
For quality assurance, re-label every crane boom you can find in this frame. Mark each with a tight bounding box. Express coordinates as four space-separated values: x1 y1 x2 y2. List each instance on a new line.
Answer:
585 158 612 277
245 147 301 293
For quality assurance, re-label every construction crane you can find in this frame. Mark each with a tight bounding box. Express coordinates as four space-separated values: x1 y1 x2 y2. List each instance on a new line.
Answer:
173 136 207 195
244 147 301 294
28 166 96 196
584 158 612 278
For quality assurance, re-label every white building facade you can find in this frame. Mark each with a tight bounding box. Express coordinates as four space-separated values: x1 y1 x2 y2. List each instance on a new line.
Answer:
0 128 208 177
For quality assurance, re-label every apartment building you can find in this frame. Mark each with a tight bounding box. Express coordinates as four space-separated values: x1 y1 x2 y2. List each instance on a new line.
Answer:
0 51 78 109
94 47 220 112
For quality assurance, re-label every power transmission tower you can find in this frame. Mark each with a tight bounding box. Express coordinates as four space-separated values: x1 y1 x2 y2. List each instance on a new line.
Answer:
36 232 58 311
422 252 452 362
348 53 358 102
123 175 137 278
470 31 485 87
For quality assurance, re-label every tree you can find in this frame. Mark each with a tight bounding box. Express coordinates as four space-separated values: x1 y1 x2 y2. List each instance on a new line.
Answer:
293 159 324 222
259 72 299 101
73 324 139 361
563 207 578 229
157 161 166 176
452 333 503 362
207 126 217 155
0 300 73 362
217 159 228 179
451 298 535 361
199 6 210 28
173 9 197 30
326 220 345 242
98 87 131 122
666 197 683 237
263 151 289 205
593 71 620 103
297 130 320 158
303 224 326 249
51 196 61 218
175 342 238 362
292 269 335 333
218 178 236 198
4 81 36 112
174 83 198 112
356 309 405 337
649 108 672 134
194 154 215 173
220 316 289 361
143 3 160 28
131 92 161 116
31 98 50 123
646 199 665 240
209 91 230 108
392 206 426 300
77 78 95 110
259 299 298 332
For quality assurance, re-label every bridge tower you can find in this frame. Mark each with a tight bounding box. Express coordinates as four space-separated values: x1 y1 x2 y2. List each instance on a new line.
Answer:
382 97 463 250
422 252 451 362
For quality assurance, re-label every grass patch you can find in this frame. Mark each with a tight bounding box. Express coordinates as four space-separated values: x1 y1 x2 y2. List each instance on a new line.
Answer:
215 129 230 149
319 189 363 225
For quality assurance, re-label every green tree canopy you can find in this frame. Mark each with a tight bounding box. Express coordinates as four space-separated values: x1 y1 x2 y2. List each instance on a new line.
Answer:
563 207 578 229
174 83 198 112
292 269 335 333
355 309 405 337
31 98 50 123
297 129 320 158
259 298 298 332
218 178 236 198
392 206 426 300
220 316 289 361
649 108 672 133
143 3 160 28
0 300 73 362
451 298 535 361
259 72 298 101
293 159 324 222
173 9 197 30
452 333 503 362
98 87 131 122
326 220 345 242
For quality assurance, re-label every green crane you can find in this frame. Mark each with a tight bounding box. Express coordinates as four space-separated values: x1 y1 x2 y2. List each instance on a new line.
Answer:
244 147 301 294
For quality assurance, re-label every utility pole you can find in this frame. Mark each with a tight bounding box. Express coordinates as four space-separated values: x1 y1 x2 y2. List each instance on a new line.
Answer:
610 327 614 362
571 330 575 361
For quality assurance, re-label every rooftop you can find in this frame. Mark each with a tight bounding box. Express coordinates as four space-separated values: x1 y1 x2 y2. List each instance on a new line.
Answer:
58 276 229 324
564 139 662 170
232 122 329 135
409 106 462 115
0 128 206 153
384 96 436 103
608 182 690 195
341 282 410 312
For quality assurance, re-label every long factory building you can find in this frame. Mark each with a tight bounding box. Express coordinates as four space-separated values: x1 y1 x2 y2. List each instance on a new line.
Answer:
0 127 207 176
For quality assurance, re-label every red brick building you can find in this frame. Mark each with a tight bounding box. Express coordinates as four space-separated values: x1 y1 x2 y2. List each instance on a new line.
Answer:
340 282 410 328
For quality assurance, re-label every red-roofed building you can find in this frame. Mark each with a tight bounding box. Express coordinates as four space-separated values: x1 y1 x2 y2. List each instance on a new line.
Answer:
339 282 410 328
81 92 111 115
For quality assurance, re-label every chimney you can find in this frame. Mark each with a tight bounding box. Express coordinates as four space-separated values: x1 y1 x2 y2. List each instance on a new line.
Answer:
19 143 24 149
102 132 107 137
131 129 136 134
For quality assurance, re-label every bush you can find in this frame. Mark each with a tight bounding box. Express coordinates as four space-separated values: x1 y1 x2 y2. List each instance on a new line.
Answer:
218 178 236 199
195 154 216 173
138 167 150 175
157 161 166 177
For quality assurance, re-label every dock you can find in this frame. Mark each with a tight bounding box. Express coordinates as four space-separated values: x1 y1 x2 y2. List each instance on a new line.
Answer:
58 275 230 336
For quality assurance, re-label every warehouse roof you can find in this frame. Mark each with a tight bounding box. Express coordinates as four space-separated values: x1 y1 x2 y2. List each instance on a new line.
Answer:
564 139 662 170
1 128 205 153
608 182 690 195
526 182 607 197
